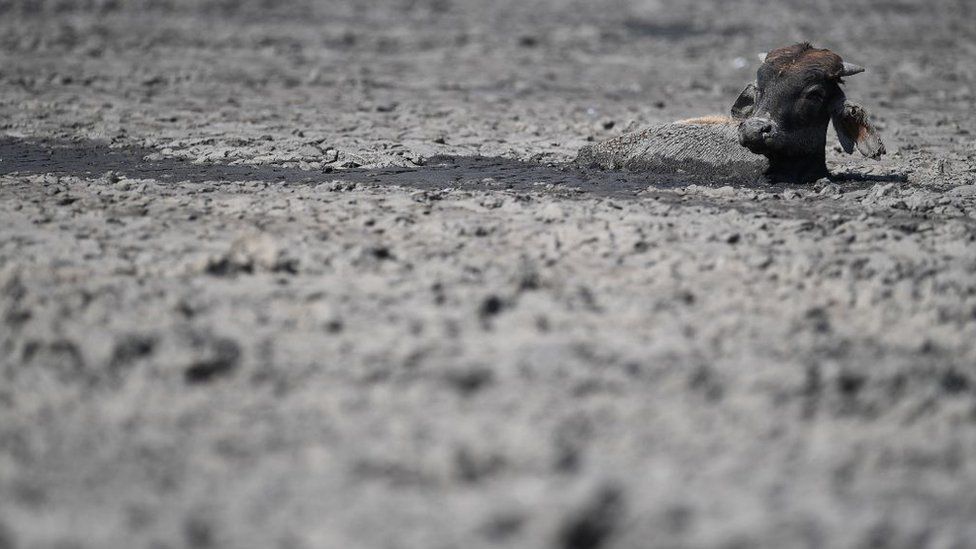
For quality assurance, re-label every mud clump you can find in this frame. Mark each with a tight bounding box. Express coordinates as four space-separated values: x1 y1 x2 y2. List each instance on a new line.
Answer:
204 233 299 276
183 337 242 384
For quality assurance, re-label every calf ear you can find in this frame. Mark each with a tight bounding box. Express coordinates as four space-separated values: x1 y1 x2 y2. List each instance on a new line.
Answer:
731 83 757 119
831 100 885 159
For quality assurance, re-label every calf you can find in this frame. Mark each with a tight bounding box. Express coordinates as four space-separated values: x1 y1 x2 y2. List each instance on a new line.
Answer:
577 43 885 183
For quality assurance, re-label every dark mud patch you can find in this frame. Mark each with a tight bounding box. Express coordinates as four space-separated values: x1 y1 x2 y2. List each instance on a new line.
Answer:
0 136 696 197
0 136 909 206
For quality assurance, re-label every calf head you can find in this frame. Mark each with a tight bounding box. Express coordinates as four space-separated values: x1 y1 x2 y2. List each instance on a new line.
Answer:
731 43 885 182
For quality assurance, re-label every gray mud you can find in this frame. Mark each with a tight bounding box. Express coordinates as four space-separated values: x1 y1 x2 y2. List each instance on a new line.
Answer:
2 1 976 548
576 121 767 180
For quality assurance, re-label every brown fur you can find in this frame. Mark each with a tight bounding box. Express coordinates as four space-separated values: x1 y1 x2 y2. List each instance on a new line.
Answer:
763 43 844 79
676 115 734 125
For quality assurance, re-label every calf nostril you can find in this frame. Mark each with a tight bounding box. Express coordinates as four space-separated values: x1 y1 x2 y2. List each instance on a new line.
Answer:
738 118 775 148
742 119 773 141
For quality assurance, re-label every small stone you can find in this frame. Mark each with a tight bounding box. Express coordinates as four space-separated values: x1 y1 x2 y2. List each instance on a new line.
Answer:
101 171 121 184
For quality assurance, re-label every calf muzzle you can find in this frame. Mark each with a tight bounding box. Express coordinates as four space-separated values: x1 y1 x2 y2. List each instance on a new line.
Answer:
738 117 775 152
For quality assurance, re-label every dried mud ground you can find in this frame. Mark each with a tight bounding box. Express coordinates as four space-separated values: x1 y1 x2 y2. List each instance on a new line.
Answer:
2 1 976 548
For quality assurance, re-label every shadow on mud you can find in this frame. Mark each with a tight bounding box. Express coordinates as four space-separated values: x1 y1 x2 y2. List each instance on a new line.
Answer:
0 136 903 199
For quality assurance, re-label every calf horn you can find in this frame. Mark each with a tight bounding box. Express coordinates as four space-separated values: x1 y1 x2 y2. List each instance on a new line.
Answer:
839 62 865 76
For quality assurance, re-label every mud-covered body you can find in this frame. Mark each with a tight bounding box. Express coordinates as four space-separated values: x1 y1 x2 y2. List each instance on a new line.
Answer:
576 120 767 179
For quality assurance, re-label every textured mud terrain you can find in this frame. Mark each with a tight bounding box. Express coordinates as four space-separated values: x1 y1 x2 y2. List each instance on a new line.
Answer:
2 1 976 548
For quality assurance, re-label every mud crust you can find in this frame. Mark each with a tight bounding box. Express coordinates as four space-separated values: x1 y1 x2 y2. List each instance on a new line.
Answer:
2 1 976 547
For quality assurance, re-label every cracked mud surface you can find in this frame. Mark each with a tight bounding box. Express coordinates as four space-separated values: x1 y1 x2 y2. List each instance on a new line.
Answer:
2 1 976 547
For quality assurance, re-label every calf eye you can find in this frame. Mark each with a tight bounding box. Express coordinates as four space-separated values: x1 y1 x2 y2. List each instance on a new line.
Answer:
803 87 825 103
